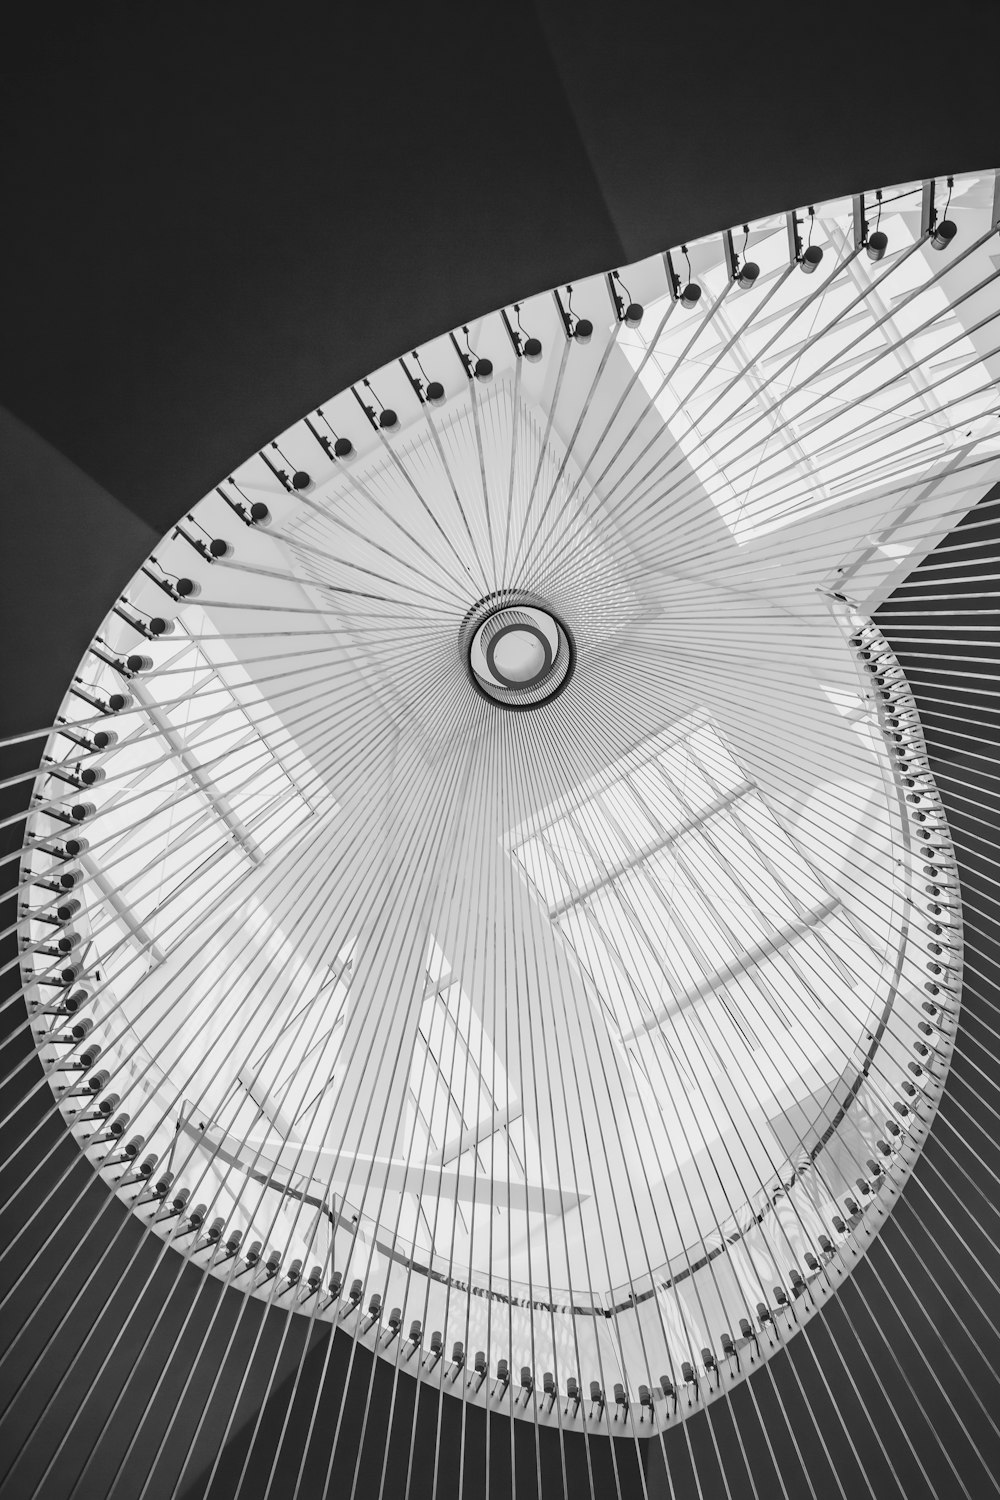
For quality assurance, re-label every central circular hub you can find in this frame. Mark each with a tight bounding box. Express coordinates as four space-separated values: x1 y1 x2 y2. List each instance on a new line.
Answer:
490 627 548 684
461 593 575 710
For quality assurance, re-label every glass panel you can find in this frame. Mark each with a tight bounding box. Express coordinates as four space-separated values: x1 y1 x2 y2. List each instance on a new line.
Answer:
619 199 999 543
511 714 837 1081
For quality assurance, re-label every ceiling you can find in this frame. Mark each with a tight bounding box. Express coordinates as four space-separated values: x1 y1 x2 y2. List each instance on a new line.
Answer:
2 3 1000 1496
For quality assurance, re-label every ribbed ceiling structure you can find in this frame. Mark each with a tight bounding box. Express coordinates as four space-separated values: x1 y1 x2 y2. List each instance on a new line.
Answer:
3 157 1000 1498
5 10 1000 1498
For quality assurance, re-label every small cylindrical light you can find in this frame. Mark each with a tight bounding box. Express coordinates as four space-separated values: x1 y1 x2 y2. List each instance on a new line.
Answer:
679 282 702 311
175 577 200 598
425 380 446 406
573 318 593 343
473 357 493 383
138 1153 158 1178
737 260 760 289
291 471 311 490
286 1258 303 1283
208 1216 226 1242
930 219 957 251
146 617 174 637
800 244 823 273
866 230 888 262
522 336 542 362
378 409 400 432
38 963 77 989
108 691 134 711
408 1319 422 1345
209 538 233 559
70 803 96 823
333 437 353 459
623 302 643 328
89 733 115 752
249 502 271 526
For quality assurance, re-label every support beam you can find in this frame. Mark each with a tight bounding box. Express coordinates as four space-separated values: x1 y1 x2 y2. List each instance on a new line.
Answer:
852 193 866 252
129 677 263 862
430 1099 523 1168
237 1063 304 1144
618 895 839 1044
182 1118 586 1215
549 782 753 918
79 851 166 966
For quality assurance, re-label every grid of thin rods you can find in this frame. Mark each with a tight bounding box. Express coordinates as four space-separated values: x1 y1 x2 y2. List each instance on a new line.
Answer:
1 169 998 1500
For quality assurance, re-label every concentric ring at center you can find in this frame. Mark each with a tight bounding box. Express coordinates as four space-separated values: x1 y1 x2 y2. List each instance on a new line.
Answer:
462 594 575 709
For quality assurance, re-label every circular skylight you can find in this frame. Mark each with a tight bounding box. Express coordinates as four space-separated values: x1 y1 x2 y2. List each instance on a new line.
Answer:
21 167 992 1433
464 594 575 708
482 613 550 685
